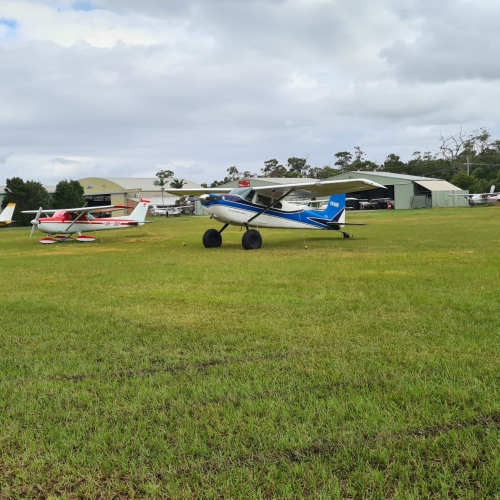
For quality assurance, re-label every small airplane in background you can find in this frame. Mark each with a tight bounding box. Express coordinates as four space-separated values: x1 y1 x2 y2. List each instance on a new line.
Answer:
22 200 150 243
449 185 500 206
0 203 16 227
167 178 385 249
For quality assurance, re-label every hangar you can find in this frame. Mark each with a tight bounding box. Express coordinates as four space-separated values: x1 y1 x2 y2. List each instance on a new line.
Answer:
219 173 469 209
326 171 469 209
78 177 204 215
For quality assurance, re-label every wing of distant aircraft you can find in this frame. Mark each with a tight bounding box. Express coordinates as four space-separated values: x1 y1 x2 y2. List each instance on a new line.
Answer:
22 204 130 214
166 178 386 249
0 203 16 227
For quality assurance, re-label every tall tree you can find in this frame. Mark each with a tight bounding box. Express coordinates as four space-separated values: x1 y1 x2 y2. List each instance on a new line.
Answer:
226 166 240 181
261 159 287 177
52 180 85 209
308 165 339 179
3 177 51 226
154 169 174 206
286 157 310 177
170 179 186 189
334 152 353 172
382 153 406 173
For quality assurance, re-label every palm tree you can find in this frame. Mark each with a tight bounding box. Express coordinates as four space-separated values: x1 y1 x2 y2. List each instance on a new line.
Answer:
153 169 174 207
170 178 186 189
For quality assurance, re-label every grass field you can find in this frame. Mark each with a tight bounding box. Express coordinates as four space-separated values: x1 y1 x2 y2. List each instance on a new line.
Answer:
1 208 500 499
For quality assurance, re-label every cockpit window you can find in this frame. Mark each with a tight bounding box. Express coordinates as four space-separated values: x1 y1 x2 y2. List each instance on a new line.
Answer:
256 194 271 206
255 193 282 209
230 188 255 202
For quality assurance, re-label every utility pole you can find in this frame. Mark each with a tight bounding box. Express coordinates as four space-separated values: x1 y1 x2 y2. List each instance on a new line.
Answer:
466 155 470 175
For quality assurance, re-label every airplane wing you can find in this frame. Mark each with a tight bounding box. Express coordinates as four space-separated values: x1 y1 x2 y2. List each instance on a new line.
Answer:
247 178 386 197
165 187 233 195
22 204 131 214
448 192 499 197
166 179 385 197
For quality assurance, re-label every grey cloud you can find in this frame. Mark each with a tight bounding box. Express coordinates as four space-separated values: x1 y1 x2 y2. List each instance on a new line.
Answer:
50 157 85 165
0 153 11 164
381 1 500 82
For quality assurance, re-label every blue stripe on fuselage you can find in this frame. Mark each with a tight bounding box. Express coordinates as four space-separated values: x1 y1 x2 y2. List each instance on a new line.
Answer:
202 195 338 229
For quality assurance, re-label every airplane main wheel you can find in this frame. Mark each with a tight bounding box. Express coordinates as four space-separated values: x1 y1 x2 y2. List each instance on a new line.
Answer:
203 228 222 248
242 229 262 250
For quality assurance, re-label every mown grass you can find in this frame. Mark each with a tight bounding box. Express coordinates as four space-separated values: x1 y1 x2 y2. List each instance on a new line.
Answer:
1 208 500 499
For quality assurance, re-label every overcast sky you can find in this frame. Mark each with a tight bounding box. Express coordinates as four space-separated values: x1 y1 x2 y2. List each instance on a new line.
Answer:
1 0 498 186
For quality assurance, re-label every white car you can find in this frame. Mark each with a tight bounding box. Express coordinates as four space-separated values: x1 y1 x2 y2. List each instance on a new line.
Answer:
167 207 181 217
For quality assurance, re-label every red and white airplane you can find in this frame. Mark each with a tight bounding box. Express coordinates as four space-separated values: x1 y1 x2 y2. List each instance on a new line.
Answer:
22 200 150 243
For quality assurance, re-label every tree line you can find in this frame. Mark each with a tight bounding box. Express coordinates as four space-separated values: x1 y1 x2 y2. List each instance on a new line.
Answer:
1 178 85 226
1 172 188 226
204 128 500 193
3 128 500 225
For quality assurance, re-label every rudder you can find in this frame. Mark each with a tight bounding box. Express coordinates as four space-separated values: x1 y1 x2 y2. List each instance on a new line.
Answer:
322 194 346 218
0 203 16 223
129 200 151 223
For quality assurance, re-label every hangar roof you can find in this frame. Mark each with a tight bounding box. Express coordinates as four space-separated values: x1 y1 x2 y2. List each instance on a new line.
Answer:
330 171 462 190
79 177 203 194
85 177 202 191
415 180 462 191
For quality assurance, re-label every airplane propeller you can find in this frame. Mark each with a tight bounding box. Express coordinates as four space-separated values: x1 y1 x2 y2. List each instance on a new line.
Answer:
29 207 43 238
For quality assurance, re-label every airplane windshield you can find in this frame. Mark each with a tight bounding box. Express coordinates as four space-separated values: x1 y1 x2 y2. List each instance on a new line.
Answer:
231 188 255 202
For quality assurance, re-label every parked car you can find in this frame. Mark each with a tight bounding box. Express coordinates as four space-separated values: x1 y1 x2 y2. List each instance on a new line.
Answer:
167 208 181 217
359 200 379 210
359 198 395 210
371 198 395 209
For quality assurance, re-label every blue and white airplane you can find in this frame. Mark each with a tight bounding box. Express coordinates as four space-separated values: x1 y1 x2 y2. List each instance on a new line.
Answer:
167 178 385 249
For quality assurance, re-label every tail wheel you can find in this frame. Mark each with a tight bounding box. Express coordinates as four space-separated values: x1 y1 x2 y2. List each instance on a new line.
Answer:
203 228 222 248
242 229 262 250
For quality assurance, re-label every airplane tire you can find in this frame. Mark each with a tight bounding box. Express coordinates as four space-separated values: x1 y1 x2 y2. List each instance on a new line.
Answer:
242 229 262 250
203 228 222 248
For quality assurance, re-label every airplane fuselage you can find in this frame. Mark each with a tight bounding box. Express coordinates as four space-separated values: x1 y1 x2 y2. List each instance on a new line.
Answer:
35 211 141 235
468 195 499 206
201 192 345 230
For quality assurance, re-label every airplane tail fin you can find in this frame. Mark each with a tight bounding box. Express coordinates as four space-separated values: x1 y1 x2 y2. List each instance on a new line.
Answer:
491 185 496 194
127 200 150 223
322 194 346 223
0 203 16 223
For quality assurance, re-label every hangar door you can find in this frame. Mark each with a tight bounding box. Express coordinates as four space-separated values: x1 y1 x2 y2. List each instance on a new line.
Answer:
84 194 111 206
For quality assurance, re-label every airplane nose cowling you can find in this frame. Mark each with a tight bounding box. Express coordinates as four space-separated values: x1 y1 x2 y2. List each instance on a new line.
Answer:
200 194 222 205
